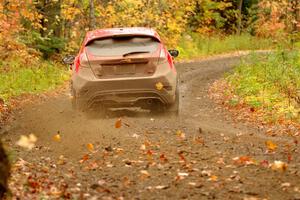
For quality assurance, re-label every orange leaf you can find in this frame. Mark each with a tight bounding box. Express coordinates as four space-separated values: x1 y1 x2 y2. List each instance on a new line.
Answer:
159 154 168 163
233 156 255 165
87 143 94 152
79 154 89 163
115 118 122 128
266 140 277 151
208 175 218 182
53 133 61 142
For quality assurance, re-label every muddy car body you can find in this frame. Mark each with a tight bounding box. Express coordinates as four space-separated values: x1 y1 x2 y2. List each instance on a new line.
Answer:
65 27 179 113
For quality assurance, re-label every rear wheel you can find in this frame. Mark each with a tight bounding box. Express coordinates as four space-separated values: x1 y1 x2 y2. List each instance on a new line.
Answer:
71 96 79 111
166 86 179 115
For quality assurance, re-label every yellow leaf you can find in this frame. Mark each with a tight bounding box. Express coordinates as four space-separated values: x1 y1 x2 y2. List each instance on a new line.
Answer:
176 130 186 140
140 144 146 150
266 140 277 151
16 134 37 150
155 82 164 90
115 118 122 128
53 133 61 142
208 175 218 181
271 160 288 172
87 143 94 152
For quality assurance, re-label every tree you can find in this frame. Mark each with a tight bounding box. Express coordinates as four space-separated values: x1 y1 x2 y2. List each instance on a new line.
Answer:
89 0 96 30
237 0 243 35
0 141 10 199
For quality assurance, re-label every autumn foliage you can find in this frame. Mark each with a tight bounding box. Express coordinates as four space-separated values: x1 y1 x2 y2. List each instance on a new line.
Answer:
0 0 299 60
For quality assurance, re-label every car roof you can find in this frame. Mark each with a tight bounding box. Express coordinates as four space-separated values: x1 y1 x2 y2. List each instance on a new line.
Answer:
84 27 161 45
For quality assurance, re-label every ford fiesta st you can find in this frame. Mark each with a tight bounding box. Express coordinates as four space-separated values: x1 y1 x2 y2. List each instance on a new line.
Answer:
63 27 179 114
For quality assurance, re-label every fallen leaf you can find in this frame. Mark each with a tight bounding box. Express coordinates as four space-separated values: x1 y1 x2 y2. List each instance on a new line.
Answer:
87 143 94 152
116 148 124 154
106 163 114 168
79 154 89 163
146 150 154 162
208 175 218 182
271 160 288 172
201 170 212 176
16 134 37 150
266 140 277 151
287 154 292 163
140 170 150 179
188 182 197 186
159 154 168 163
175 175 185 181
86 161 99 170
140 144 146 150
132 133 140 138
155 82 164 90
178 172 189 177
193 135 204 144
243 197 259 200
281 182 291 187
57 155 66 165
97 179 106 186
176 130 186 140
122 176 131 187
233 156 255 165
115 118 122 128
216 158 225 165
178 152 186 162
260 160 269 168
53 132 61 142
155 185 169 190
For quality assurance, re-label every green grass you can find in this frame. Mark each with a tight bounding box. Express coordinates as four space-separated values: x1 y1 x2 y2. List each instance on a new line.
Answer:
0 59 69 101
226 50 300 122
177 33 274 59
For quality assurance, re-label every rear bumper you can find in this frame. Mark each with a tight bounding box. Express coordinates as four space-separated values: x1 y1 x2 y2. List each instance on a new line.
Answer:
71 67 177 109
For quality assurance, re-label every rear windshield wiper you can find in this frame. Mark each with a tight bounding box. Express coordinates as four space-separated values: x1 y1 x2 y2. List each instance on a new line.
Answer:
123 51 150 57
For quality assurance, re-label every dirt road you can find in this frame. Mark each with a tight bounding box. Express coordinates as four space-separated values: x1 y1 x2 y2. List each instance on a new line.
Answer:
3 56 300 200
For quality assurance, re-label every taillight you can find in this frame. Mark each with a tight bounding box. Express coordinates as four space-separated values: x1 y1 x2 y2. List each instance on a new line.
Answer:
74 56 80 73
158 46 174 69
74 50 89 73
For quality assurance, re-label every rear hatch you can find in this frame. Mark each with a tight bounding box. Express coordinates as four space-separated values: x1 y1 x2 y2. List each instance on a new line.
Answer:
85 36 160 79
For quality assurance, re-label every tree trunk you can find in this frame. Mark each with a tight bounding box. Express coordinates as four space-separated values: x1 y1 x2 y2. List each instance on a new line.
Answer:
89 0 96 30
0 140 10 199
292 0 300 31
237 0 243 35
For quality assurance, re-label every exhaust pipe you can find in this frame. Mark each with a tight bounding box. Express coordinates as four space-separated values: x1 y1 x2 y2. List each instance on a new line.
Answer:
146 99 153 105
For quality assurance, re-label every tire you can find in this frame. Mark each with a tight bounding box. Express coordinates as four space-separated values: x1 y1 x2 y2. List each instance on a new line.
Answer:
71 96 78 110
166 86 179 115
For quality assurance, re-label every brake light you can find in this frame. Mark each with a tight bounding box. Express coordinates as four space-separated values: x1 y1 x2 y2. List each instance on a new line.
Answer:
74 49 89 73
158 46 174 69
166 51 174 69
74 56 81 73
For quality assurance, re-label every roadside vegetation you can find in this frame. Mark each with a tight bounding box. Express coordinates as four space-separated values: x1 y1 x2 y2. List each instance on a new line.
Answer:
211 50 300 125
0 60 68 101
177 34 274 59
228 51 299 122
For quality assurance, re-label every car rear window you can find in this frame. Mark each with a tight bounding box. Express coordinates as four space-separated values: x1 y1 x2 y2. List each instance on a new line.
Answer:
86 36 160 57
